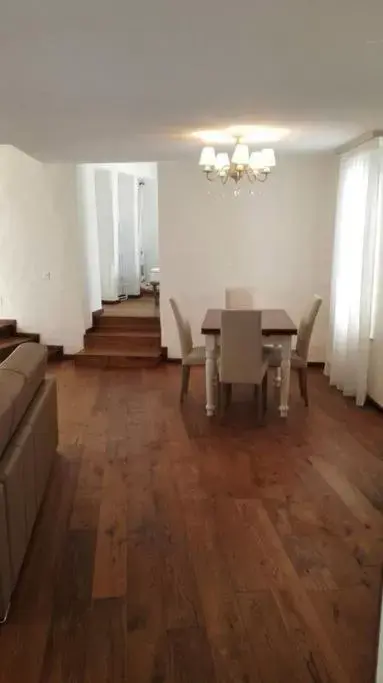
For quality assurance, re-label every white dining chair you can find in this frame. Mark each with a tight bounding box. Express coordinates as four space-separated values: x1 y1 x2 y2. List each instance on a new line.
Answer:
225 287 257 310
169 298 206 402
268 295 323 406
218 310 269 423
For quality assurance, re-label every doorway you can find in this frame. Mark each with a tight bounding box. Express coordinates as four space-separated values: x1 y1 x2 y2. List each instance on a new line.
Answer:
80 162 159 304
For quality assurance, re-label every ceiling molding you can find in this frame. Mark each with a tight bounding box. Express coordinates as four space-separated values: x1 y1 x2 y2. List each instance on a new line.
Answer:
336 130 383 155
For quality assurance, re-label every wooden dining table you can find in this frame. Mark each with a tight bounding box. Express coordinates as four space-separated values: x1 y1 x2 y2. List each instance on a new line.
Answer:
201 309 298 418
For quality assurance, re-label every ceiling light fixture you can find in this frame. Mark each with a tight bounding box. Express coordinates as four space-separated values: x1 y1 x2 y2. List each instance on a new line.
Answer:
194 126 285 187
199 139 276 186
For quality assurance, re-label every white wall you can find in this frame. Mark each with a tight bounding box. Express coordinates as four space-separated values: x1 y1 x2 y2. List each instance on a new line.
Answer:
158 155 338 360
77 165 102 324
0 145 86 352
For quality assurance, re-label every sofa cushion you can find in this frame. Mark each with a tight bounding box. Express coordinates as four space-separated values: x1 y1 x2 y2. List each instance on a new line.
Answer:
0 344 47 459
0 373 25 460
0 443 28 581
0 483 12 620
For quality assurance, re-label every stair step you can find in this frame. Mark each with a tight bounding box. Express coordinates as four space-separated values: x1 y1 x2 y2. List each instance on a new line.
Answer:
0 335 36 350
0 335 37 361
97 316 160 331
0 320 17 338
85 329 161 351
87 329 160 338
74 348 162 369
17 332 40 343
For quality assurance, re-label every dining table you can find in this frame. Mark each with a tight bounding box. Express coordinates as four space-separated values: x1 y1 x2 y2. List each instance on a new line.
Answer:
201 308 298 418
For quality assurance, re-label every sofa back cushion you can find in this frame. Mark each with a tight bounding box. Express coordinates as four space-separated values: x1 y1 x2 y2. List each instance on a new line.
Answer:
0 344 47 460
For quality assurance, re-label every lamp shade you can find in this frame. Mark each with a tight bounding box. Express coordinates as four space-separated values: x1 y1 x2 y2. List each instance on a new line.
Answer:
261 148 276 167
215 152 230 170
231 143 250 166
199 146 216 167
249 151 265 170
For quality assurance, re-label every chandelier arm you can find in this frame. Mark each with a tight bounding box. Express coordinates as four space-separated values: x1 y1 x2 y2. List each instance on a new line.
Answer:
206 169 218 182
246 170 258 184
256 172 268 183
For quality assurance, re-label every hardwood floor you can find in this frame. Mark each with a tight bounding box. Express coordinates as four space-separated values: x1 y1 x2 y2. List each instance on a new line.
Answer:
0 363 383 683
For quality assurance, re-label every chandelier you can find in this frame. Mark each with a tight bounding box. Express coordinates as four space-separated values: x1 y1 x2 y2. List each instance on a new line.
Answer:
199 141 276 185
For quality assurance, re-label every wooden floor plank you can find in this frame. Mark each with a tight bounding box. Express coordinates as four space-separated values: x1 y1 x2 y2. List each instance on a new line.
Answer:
92 458 128 599
237 499 351 682
39 528 96 683
309 578 382 683
183 497 263 683
84 598 127 683
238 591 313 683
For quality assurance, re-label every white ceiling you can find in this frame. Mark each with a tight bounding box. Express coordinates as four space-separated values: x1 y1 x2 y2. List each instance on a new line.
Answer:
1 0 383 162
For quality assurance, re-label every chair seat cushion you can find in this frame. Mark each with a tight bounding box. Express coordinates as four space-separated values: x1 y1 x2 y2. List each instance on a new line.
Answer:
184 346 206 366
218 354 269 383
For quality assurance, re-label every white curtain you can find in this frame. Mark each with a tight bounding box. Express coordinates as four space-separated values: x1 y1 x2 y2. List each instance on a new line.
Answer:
326 147 382 405
95 169 119 302
118 173 140 296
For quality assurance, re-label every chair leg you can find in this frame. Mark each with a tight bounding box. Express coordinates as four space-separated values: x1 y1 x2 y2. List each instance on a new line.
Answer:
180 365 190 403
298 368 309 407
220 383 226 418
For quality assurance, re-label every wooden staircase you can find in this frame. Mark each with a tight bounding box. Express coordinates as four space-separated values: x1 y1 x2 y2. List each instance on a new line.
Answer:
74 310 162 368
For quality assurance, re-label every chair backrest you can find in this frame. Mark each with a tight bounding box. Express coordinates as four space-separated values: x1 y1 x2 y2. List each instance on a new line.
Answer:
225 287 256 310
220 310 264 384
169 298 193 360
296 295 323 361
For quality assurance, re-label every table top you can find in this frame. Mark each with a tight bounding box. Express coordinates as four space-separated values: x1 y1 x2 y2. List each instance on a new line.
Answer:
201 309 298 336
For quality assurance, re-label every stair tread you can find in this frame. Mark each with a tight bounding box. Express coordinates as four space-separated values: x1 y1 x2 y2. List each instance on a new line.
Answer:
99 316 159 324
87 329 160 338
0 335 35 350
77 348 161 358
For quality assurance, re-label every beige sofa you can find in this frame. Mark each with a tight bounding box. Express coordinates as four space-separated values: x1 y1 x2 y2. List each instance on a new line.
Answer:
0 343 58 622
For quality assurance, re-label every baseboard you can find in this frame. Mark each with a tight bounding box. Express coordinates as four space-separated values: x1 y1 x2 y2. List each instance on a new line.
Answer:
47 345 64 361
308 361 325 368
366 394 383 412
161 346 168 361
101 299 120 305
